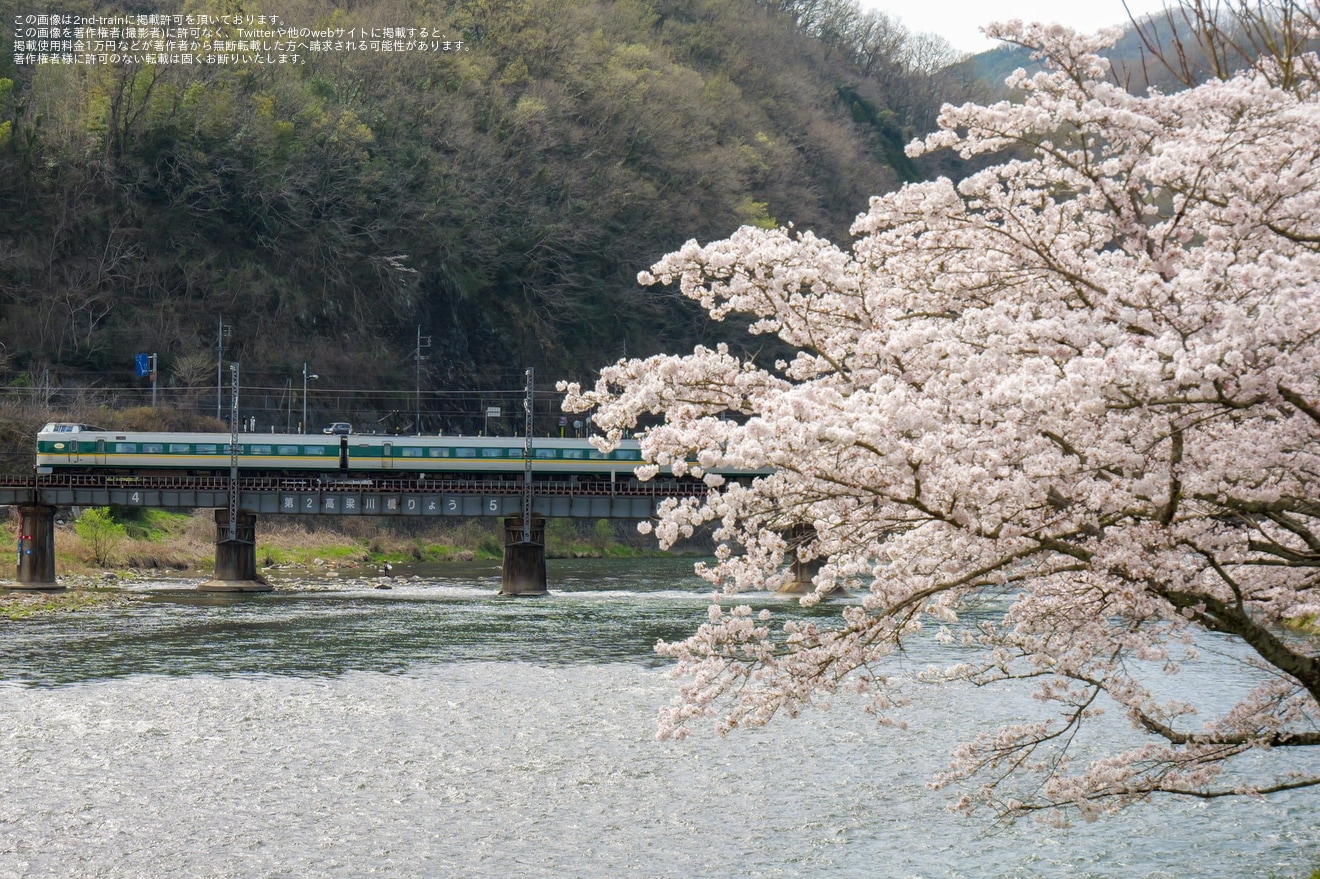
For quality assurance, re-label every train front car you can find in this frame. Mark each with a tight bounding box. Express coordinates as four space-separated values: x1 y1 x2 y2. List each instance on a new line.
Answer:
36 422 114 474
36 424 345 477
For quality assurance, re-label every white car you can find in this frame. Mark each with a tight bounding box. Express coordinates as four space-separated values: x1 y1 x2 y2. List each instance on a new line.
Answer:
322 422 352 436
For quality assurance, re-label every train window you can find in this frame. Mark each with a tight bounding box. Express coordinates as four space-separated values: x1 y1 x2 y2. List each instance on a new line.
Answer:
401 448 423 458
142 444 164 454
302 446 325 455
507 448 521 457
535 449 556 459
587 450 605 459
562 449 585 459
455 447 477 457
482 448 503 458
249 445 272 455
114 443 136 453
277 445 299 455
169 444 190 453
615 449 641 460
427 448 450 458
196 444 218 454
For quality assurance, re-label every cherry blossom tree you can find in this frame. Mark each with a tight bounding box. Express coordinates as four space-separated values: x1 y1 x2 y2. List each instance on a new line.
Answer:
563 15 1320 822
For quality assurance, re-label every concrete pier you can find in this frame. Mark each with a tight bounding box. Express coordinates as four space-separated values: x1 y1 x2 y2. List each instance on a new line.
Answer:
199 509 270 592
15 505 59 589
499 516 547 596
786 555 825 593
776 524 841 596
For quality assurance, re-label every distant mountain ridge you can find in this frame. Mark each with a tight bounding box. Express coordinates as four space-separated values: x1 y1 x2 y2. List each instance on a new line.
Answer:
954 5 1320 96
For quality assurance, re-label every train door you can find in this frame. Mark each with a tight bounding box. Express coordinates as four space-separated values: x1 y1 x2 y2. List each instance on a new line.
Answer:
381 441 393 470
95 438 106 466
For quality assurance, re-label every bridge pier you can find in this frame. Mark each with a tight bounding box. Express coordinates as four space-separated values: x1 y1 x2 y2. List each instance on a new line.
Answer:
15 504 59 589
200 509 270 592
776 524 842 596
782 555 825 594
499 516 547 596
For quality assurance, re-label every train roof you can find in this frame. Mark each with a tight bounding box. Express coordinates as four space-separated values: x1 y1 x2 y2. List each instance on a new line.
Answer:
40 422 108 433
37 424 635 447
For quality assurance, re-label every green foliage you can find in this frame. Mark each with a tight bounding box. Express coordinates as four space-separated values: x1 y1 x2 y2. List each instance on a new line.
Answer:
840 87 921 182
541 517 640 557
114 508 191 541
0 0 969 417
74 507 127 567
592 518 614 552
545 518 579 556
737 197 778 229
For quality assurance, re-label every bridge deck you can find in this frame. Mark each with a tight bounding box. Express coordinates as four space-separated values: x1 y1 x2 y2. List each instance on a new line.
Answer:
0 475 705 518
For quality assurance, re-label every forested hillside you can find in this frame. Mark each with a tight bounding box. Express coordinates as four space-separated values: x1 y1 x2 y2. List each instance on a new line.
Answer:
0 0 971 433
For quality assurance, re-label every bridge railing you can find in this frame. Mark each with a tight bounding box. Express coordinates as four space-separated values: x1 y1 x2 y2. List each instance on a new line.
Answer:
0 473 710 498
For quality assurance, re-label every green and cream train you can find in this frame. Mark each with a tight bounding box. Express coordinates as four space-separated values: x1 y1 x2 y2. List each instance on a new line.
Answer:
36 423 656 481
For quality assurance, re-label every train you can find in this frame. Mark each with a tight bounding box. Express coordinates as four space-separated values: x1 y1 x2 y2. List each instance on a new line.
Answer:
35 422 670 482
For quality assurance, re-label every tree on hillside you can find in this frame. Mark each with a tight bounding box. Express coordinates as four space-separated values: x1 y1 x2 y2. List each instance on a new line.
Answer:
563 9 1320 822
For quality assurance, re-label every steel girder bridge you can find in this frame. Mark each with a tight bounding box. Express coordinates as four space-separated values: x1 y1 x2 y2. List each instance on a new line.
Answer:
0 474 706 595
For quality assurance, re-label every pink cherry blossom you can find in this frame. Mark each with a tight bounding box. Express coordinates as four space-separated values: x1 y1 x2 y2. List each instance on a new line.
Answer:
562 19 1320 822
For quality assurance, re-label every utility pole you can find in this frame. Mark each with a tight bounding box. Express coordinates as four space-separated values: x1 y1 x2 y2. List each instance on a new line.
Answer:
215 318 231 420
228 362 239 541
136 352 158 407
522 367 534 543
302 363 318 435
414 325 431 435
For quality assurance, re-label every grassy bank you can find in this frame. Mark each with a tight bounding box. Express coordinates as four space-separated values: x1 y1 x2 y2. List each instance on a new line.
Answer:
0 587 132 619
0 508 674 581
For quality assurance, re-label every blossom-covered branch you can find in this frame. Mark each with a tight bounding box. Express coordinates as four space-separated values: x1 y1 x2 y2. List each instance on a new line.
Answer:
562 12 1320 822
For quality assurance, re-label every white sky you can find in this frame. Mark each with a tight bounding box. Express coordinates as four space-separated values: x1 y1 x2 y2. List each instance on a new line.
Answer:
859 0 1176 54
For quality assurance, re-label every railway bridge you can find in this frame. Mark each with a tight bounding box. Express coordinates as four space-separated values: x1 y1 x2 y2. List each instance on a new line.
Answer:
0 474 705 596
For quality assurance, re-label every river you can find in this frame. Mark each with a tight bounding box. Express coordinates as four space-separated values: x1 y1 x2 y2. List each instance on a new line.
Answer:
1 557 1316 878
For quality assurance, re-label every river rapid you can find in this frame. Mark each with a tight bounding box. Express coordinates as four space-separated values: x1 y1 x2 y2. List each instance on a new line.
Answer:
1 557 1317 878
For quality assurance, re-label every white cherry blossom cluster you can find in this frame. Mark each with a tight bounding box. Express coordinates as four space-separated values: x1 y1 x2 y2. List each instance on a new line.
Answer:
562 20 1320 821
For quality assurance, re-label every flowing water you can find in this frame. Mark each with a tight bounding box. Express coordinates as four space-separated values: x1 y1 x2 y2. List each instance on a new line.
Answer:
1 557 1316 878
